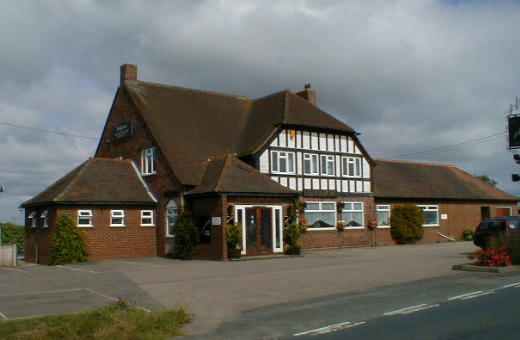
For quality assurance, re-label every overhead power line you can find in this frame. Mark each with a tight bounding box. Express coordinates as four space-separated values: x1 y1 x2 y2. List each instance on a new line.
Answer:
0 122 98 141
386 131 507 159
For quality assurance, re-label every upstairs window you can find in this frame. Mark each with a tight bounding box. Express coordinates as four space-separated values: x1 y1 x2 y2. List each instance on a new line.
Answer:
320 155 335 176
41 210 48 228
110 210 125 227
28 212 36 228
141 147 157 176
77 210 93 227
271 151 295 174
342 202 364 228
342 157 361 177
303 153 319 176
141 210 155 227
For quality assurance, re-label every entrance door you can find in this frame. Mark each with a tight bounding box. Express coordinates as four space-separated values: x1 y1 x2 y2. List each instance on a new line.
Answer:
235 205 284 255
480 206 490 220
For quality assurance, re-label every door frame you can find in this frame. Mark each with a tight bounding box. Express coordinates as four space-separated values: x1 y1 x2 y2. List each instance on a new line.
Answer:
234 205 284 255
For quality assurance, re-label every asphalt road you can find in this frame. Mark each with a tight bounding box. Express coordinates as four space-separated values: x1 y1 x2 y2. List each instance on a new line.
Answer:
298 282 520 340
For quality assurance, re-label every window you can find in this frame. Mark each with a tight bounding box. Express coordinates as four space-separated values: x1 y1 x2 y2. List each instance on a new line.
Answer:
166 200 178 237
376 205 391 228
28 212 36 228
77 210 93 227
305 202 337 229
141 147 157 176
342 202 364 228
418 205 439 227
303 153 319 176
110 210 125 227
271 151 295 174
320 155 335 176
41 210 48 228
342 157 361 177
141 210 155 226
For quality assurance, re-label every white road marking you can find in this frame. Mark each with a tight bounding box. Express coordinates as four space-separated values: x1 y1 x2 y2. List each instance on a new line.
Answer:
0 311 8 320
447 291 483 301
459 291 494 300
293 321 366 336
55 265 101 274
383 304 427 316
0 288 84 298
84 288 119 302
502 282 520 289
399 304 440 315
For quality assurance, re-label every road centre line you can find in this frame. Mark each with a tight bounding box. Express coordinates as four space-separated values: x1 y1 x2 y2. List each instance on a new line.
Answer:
293 321 366 336
399 304 439 315
447 291 483 301
0 287 84 298
459 291 494 300
502 282 520 289
383 304 428 316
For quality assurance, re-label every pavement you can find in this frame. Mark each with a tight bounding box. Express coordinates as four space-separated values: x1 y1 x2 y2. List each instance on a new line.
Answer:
0 242 481 337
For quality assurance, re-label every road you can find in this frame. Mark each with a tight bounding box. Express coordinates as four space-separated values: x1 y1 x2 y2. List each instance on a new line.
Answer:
295 281 520 340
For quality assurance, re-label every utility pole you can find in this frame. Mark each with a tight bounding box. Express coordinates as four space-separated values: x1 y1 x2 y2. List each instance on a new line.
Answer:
0 185 3 246
508 97 520 182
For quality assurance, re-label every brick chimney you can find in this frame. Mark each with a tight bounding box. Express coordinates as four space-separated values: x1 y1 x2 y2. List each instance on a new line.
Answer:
120 64 138 84
296 83 317 105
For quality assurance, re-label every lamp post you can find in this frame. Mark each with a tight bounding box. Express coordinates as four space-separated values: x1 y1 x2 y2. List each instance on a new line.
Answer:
0 185 4 246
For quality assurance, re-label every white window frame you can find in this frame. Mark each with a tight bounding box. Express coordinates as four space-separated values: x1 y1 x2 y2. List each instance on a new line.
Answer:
41 210 48 228
303 153 319 176
271 150 296 175
320 155 335 177
110 210 126 227
305 201 337 231
376 205 391 228
77 210 93 228
417 205 440 227
166 200 179 238
141 147 157 176
341 201 365 229
140 210 155 227
342 156 361 178
29 211 37 228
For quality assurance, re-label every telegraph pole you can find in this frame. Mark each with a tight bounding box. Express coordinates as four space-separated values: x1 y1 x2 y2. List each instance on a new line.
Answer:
508 97 520 182
0 185 3 246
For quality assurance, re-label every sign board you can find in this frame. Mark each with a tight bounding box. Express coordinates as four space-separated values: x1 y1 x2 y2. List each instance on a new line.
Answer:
508 115 520 149
441 213 448 220
112 122 133 140
211 217 222 226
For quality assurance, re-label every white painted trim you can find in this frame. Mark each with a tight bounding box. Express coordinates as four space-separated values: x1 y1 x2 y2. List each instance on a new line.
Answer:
305 201 337 230
417 205 440 227
342 201 365 228
110 209 125 227
376 204 391 228
234 205 284 254
270 150 296 175
77 209 93 228
131 161 158 203
140 210 155 227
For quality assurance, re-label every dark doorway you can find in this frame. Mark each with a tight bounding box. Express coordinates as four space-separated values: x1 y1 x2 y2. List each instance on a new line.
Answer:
244 207 273 256
481 206 490 220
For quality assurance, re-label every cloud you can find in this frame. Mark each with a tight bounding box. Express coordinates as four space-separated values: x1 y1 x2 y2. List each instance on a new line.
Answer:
1 0 520 222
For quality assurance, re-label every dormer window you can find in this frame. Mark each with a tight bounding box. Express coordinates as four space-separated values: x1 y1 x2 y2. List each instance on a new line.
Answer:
141 147 157 176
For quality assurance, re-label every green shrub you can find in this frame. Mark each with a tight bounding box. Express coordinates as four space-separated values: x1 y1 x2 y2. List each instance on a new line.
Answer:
50 215 87 265
462 229 474 241
0 222 24 250
284 223 305 255
172 213 199 260
390 205 424 244
226 224 241 250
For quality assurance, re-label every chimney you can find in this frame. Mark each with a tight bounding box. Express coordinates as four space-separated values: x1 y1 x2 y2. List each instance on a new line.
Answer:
120 64 138 84
296 83 317 106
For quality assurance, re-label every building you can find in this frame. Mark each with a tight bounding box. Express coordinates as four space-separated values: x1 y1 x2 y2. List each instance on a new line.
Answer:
22 64 518 263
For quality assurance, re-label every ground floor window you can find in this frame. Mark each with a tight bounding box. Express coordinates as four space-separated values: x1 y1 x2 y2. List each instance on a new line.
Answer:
342 202 364 228
376 205 391 228
41 210 48 228
77 210 93 227
305 201 337 229
140 210 155 226
28 211 36 228
418 205 439 227
110 210 125 227
166 200 178 237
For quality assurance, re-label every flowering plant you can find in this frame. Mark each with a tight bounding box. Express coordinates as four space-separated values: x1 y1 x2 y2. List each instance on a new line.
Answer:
470 247 512 267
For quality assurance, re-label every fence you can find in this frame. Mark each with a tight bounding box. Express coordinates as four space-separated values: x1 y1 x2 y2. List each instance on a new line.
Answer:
0 244 17 266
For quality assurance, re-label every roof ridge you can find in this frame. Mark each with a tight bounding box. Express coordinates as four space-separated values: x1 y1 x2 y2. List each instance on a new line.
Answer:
212 154 232 192
129 80 251 101
54 159 91 202
376 158 457 168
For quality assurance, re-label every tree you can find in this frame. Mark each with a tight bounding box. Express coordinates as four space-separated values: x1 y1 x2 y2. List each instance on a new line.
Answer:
390 205 424 244
0 222 24 250
50 215 87 265
477 175 498 187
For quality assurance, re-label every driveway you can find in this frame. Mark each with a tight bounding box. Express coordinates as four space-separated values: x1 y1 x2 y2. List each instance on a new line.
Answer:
0 242 476 336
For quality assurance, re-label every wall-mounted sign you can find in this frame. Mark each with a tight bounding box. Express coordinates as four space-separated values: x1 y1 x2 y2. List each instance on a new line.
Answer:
441 213 448 220
211 217 222 226
508 115 520 149
112 122 134 140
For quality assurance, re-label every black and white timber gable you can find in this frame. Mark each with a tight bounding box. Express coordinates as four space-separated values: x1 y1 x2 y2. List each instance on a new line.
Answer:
257 128 372 194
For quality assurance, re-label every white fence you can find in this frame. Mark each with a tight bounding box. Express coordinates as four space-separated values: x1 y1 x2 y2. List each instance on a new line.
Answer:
0 244 17 267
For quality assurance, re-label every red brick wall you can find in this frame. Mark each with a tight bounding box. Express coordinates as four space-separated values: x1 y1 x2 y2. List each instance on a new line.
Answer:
95 87 183 256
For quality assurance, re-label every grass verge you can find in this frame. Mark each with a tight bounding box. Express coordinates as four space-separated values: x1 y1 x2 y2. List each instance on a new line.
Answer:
0 300 190 340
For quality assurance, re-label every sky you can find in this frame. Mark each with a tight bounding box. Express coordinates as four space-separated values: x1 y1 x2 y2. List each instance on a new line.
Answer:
1 0 520 223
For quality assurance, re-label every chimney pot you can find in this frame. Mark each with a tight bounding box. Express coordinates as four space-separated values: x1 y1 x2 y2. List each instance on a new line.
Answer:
296 83 317 106
120 64 138 84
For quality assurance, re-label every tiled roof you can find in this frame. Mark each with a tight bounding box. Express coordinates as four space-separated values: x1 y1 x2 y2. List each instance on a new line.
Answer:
21 158 156 207
186 154 297 196
373 159 518 202
123 81 356 186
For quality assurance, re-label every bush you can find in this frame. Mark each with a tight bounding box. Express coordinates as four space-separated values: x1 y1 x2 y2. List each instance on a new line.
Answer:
462 229 474 241
284 223 305 255
472 247 512 267
226 224 242 258
390 205 424 244
172 213 199 260
0 222 24 250
50 215 87 265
